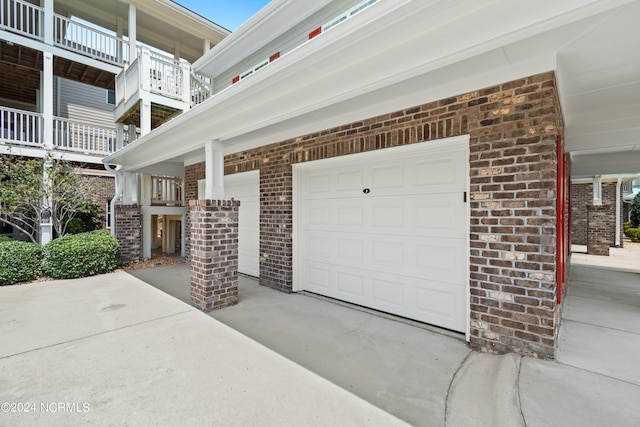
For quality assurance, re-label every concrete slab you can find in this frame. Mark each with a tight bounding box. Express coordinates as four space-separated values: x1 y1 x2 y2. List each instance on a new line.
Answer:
0 272 190 358
208 278 471 427
0 307 407 426
563 295 640 334
446 353 524 427
557 320 640 385
127 263 191 303
520 358 640 427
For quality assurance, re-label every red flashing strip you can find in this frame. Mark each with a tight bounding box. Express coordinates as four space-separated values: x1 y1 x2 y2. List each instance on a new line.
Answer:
308 27 322 39
269 52 280 62
556 135 566 304
232 75 240 84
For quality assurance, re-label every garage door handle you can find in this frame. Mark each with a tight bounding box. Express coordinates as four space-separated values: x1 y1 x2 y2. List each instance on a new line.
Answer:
463 191 467 203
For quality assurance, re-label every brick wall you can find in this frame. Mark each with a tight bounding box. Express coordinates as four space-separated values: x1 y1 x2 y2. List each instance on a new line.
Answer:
572 182 621 246
189 199 240 311
186 71 564 358
587 205 614 256
80 175 114 228
115 204 141 263
184 162 205 259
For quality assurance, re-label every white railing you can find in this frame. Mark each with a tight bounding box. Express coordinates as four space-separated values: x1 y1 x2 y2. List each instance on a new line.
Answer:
151 176 183 206
54 14 128 66
190 73 212 106
53 117 116 156
148 50 184 99
0 107 42 145
0 0 42 41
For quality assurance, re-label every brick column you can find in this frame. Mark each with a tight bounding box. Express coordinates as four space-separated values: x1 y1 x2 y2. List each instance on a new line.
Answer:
587 205 613 256
189 199 240 311
115 204 141 263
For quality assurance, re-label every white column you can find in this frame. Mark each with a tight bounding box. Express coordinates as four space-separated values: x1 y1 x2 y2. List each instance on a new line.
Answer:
181 61 191 106
204 140 224 199
593 176 602 206
203 39 211 54
42 52 54 148
174 42 181 61
116 16 125 64
142 212 152 260
128 124 137 143
41 0 53 45
141 99 151 136
40 52 54 244
128 4 137 64
115 123 125 150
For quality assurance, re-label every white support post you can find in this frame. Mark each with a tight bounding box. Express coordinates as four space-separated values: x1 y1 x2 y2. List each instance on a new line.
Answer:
203 39 211 54
42 52 54 149
128 5 137 64
40 52 54 244
128 124 137 143
593 176 603 206
141 99 151 136
41 0 53 45
116 123 125 150
181 61 191 106
142 212 152 260
174 42 181 61
204 140 224 200
116 16 124 64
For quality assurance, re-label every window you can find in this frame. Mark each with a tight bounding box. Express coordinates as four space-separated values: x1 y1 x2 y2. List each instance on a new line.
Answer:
106 90 116 105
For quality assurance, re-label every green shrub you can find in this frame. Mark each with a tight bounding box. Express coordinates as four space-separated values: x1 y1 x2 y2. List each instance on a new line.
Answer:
625 227 640 243
623 221 632 231
0 235 11 242
42 230 120 279
0 240 43 285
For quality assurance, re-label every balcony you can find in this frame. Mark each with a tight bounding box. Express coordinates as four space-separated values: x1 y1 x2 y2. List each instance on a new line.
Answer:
1 0 129 67
1 105 129 158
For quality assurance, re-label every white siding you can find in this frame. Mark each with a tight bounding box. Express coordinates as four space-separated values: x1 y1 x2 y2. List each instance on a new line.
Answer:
56 78 115 127
212 0 366 93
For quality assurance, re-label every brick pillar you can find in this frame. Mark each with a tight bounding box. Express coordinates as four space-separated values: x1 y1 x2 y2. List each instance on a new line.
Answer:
587 205 613 256
189 199 240 311
115 204 141 263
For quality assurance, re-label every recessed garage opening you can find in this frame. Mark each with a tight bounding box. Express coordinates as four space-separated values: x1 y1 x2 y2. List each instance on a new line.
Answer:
293 136 470 335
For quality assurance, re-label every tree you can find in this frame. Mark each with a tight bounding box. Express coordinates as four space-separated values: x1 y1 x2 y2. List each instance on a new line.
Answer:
631 192 640 228
0 155 98 243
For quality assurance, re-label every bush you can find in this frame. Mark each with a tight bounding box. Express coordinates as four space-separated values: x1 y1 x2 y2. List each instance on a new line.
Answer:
0 235 11 242
631 193 640 228
0 240 43 285
42 230 120 279
624 227 640 243
623 221 632 231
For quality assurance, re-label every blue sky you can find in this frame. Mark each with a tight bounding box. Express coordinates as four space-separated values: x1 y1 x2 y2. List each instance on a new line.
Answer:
174 0 271 31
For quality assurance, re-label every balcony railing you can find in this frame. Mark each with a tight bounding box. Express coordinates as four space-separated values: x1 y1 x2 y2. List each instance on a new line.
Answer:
116 48 192 107
0 0 42 41
1 0 128 67
151 175 183 206
191 73 212 106
0 107 43 146
1 106 122 157
53 117 117 156
54 14 128 66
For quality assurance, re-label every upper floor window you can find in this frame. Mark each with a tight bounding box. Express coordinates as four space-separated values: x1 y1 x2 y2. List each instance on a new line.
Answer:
106 90 116 105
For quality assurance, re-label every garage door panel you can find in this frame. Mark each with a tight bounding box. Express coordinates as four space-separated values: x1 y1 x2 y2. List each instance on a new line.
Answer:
371 163 405 190
297 139 468 333
225 171 260 277
336 272 365 298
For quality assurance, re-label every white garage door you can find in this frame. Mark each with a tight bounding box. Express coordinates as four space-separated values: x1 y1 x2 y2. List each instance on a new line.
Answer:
224 171 260 277
294 137 468 332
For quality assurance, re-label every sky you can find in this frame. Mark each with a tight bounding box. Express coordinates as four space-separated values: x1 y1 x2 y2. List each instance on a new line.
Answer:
173 0 271 31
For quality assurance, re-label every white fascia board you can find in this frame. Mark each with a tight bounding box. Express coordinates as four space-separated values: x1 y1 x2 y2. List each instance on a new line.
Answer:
106 0 632 171
193 0 333 77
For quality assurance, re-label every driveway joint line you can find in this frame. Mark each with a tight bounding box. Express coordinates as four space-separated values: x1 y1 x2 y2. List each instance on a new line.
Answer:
0 310 193 361
443 349 472 426
552 360 640 387
561 318 640 335
516 355 527 427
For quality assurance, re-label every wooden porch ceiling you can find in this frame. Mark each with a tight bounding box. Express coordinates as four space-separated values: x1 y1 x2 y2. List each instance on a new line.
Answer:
0 41 115 105
117 101 183 130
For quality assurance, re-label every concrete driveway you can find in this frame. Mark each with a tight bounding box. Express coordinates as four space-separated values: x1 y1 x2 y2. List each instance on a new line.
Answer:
1 248 639 426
